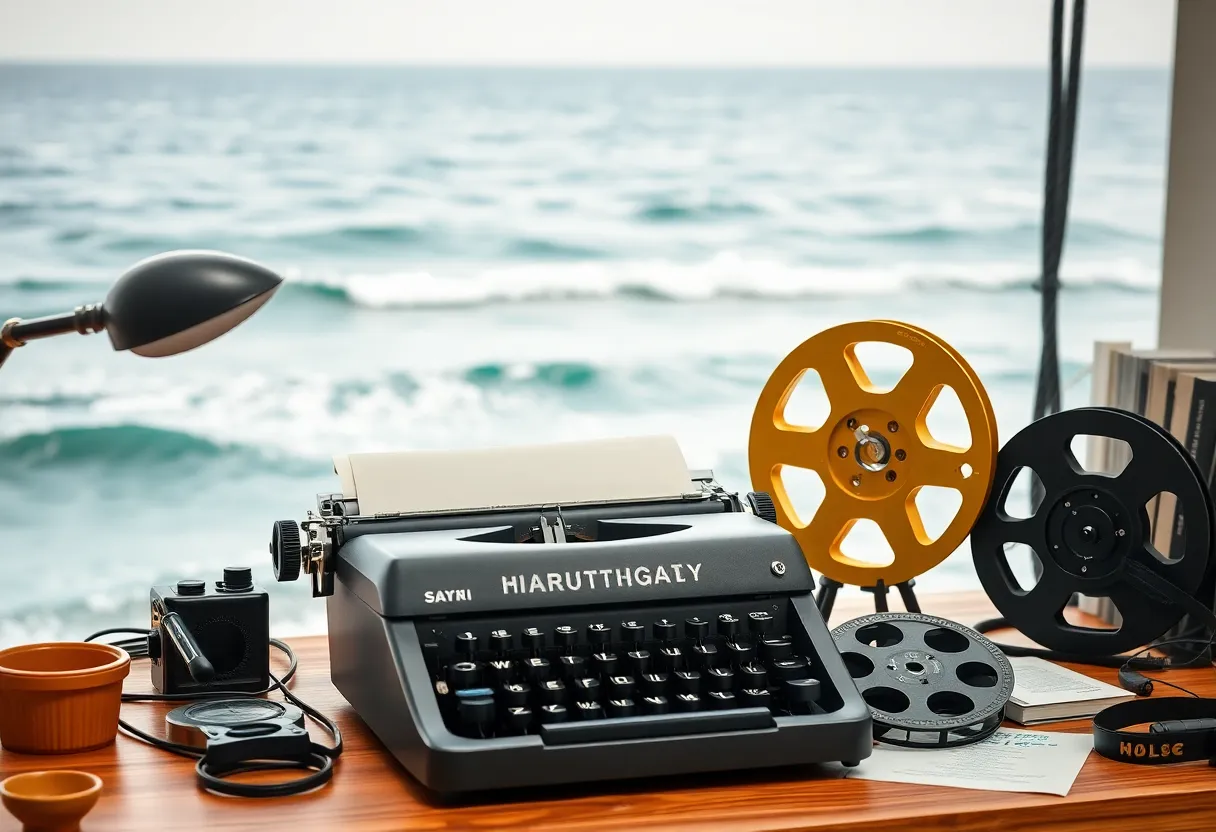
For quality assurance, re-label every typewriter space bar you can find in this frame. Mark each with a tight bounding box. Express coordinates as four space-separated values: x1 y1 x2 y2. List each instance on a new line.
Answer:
540 708 775 745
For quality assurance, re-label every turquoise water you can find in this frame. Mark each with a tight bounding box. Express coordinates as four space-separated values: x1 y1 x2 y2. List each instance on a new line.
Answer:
0 66 1169 644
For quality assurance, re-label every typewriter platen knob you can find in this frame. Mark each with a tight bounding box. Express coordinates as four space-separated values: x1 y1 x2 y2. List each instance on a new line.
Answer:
270 520 302 582
745 491 778 524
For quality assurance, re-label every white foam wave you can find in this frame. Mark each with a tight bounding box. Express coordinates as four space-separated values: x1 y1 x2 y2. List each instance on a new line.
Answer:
284 253 1159 309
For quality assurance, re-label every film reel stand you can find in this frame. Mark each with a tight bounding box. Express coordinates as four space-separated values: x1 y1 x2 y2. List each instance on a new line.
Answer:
750 321 999 619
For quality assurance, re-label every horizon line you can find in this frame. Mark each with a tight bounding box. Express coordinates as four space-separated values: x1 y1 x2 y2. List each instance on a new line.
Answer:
0 58 1171 71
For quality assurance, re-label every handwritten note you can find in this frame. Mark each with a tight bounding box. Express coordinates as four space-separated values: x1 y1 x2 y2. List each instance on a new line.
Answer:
844 728 1093 796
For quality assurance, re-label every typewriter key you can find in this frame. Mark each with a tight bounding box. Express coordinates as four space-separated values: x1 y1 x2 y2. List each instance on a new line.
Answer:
748 611 775 636
653 618 678 642
522 627 545 655
641 672 668 696
657 646 684 673
772 656 810 682
605 698 636 718
674 692 702 712
572 677 601 701
554 625 578 651
717 613 741 640
692 642 720 670
587 623 611 647
524 657 551 683
739 663 768 690
739 688 772 708
591 651 619 677
641 695 669 715
489 629 513 653
455 631 479 658
607 675 636 698
539 704 568 724
486 659 514 686
501 683 530 709
539 679 568 706
707 690 737 710
447 661 481 690
574 700 604 720
502 706 532 735
706 667 734 692
674 670 701 694
621 620 645 646
685 616 710 642
783 678 822 712
627 649 652 675
558 654 586 680
760 635 794 662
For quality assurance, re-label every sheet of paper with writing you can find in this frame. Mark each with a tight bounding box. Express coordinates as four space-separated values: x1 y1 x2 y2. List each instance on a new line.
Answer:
844 728 1093 796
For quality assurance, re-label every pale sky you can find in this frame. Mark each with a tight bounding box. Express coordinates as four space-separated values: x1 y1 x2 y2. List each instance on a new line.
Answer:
0 0 1175 67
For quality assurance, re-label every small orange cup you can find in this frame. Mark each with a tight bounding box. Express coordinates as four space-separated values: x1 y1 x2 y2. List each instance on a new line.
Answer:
0 770 102 832
0 643 130 754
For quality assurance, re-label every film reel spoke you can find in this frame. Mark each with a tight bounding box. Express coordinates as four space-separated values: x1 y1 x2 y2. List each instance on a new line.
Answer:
751 321 998 589
910 443 972 488
759 424 830 473
1023 566 1075 617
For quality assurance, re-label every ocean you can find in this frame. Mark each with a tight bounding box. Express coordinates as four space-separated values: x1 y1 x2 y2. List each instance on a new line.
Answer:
0 65 1169 646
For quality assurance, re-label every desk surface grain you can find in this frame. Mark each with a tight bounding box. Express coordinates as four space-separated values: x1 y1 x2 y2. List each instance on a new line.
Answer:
2 591 1214 832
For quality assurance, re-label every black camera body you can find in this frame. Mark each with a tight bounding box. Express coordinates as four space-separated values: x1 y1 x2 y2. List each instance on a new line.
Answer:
149 567 270 695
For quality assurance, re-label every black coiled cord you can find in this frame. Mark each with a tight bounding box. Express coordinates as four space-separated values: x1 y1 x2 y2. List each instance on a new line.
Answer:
84 628 342 798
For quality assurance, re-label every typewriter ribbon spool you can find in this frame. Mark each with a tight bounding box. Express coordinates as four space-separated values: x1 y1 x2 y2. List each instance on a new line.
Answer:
749 320 998 588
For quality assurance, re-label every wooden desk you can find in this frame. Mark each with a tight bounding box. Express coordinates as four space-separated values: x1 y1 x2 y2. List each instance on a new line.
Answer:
2 591 1214 831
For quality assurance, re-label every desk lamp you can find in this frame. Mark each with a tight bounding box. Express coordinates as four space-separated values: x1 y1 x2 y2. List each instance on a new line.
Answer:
0 250 283 372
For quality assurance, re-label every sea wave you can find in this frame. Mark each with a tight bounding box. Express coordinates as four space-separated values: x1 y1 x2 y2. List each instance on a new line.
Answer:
0 425 310 473
276 254 1158 310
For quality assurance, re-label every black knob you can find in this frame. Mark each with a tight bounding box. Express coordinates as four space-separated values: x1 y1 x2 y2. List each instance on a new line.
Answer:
572 677 601 701
717 613 740 640
674 692 701 712
574 700 605 720
501 682 530 708
674 670 701 694
641 695 669 715
627 649 651 675
270 521 302 582
748 611 774 635
605 698 636 718
539 679 568 706
521 627 545 654
784 677 822 710
739 663 768 690
591 651 619 677
455 631 479 658
772 656 809 682
558 654 587 680
146 631 162 661
554 625 578 651
447 661 481 690
587 623 611 647
486 659 514 686
657 646 684 673
685 616 710 642
524 657 551 683
761 635 794 663
539 704 568 724
641 672 668 696
175 579 205 597
607 675 636 699
746 491 778 524
739 688 772 708
728 641 757 667
502 706 532 735
455 692 496 738
706 667 734 692
653 619 678 642
221 566 253 592
621 620 645 645
489 629 513 653
691 643 720 670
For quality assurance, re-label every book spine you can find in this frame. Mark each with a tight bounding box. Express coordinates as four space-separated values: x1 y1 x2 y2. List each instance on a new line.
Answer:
1169 378 1216 557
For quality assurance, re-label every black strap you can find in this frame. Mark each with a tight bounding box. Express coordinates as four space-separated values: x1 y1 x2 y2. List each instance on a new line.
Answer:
1093 698 1216 765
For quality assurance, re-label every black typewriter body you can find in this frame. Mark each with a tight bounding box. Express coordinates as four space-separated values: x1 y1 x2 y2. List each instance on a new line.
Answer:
307 495 873 795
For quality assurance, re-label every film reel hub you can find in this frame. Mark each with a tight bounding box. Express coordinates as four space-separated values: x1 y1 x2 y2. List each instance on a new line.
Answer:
972 407 1215 655
750 320 998 588
832 613 1014 748
1046 488 1130 579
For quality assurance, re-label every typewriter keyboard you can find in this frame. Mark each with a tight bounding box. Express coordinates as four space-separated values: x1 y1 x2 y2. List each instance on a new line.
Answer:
419 599 840 741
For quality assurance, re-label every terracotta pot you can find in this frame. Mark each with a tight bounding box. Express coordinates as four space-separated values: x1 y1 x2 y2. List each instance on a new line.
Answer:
0 643 130 754
0 770 102 832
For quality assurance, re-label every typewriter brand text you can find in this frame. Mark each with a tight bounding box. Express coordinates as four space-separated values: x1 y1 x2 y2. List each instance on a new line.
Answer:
424 589 472 604
500 563 703 595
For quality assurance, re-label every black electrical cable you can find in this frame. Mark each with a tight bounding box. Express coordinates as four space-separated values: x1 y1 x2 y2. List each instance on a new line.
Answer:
84 628 342 798
1032 0 1085 431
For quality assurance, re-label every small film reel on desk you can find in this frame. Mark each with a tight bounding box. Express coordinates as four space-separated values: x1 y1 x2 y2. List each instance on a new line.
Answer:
971 406 1215 656
831 613 1015 748
749 320 998 614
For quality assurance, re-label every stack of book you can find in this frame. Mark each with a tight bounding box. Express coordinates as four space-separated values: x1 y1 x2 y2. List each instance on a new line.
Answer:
1081 341 1216 624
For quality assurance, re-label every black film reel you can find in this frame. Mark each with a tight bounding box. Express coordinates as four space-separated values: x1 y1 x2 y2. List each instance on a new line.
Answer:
971 407 1215 656
831 613 1014 748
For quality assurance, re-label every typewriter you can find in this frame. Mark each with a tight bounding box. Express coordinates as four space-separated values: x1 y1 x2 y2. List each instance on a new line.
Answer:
270 435 872 794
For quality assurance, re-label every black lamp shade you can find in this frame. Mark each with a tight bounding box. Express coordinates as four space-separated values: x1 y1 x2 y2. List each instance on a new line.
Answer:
103 250 283 357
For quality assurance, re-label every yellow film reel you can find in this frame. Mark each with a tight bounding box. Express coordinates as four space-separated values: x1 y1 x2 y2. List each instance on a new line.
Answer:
749 320 998 587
